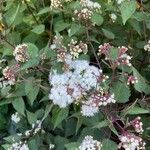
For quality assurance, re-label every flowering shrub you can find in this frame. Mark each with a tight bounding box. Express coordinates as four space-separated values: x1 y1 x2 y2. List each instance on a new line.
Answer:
0 0 150 150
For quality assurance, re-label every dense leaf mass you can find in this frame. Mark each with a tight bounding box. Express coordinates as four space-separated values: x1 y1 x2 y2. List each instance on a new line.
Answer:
0 0 150 150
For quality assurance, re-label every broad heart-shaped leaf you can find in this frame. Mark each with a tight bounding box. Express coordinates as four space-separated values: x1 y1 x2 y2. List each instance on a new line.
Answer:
132 67 150 94
120 0 137 25
31 24 45 34
12 97 25 116
91 13 104 26
51 107 69 129
25 77 40 106
102 139 117 150
111 81 130 103
102 28 115 39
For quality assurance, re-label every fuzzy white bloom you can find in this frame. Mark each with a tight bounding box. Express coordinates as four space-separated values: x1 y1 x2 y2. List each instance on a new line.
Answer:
81 103 99 117
49 56 102 108
110 13 117 22
79 135 102 150
144 40 150 52
11 112 21 123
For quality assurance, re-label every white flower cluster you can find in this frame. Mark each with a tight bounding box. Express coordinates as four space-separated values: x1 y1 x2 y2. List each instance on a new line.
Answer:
74 8 92 21
3 66 16 85
79 135 102 150
49 56 102 108
11 112 21 124
118 133 146 150
13 44 29 62
68 39 88 59
144 40 150 52
80 0 101 10
50 0 62 9
130 117 144 134
8 141 29 150
74 0 101 21
110 13 117 23
81 92 116 117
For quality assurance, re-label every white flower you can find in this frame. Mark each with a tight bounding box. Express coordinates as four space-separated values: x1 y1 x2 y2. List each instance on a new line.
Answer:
81 104 99 117
144 40 150 52
10 142 29 150
49 57 102 108
11 112 21 123
49 144 55 149
79 135 102 150
110 13 117 22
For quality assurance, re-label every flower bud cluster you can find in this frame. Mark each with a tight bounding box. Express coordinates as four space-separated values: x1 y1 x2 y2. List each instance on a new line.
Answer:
3 66 16 85
118 132 145 150
81 91 116 116
68 39 88 59
74 8 93 21
98 44 132 66
130 117 144 134
50 0 62 9
144 40 150 52
127 75 138 85
79 135 102 150
13 44 29 62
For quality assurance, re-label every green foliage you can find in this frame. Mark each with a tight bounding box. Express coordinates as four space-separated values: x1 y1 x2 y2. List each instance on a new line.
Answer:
0 0 150 149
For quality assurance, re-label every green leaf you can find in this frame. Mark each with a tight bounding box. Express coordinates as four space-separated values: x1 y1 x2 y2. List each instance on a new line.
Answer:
37 7 50 16
65 142 80 150
31 24 45 34
125 106 149 115
21 57 40 70
68 23 81 37
12 97 25 116
26 110 37 125
52 107 69 129
132 67 150 94
109 48 119 61
111 81 130 103
54 136 69 150
120 1 137 25
27 43 39 58
102 28 115 39
92 120 108 129
41 104 53 121
102 139 117 150
54 21 70 32
25 78 40 105
91 13 104 26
